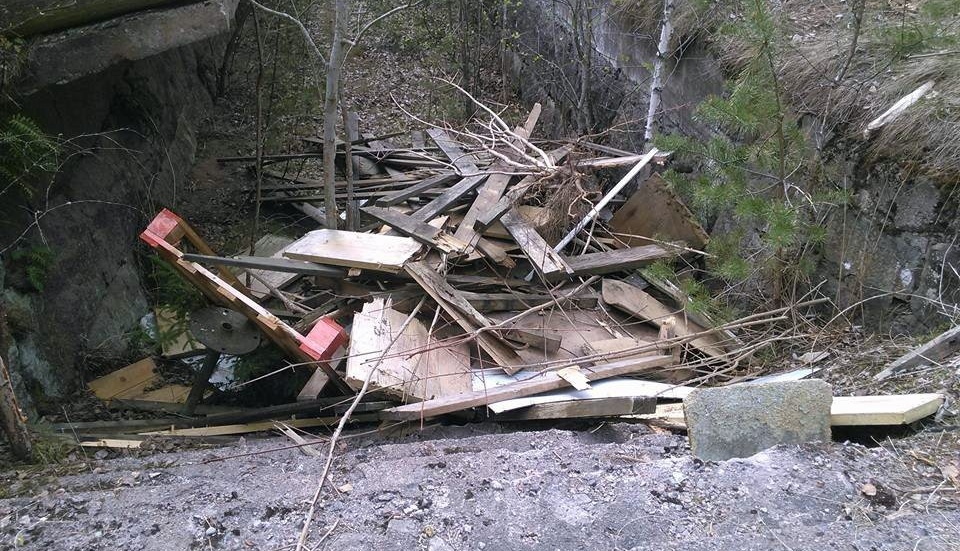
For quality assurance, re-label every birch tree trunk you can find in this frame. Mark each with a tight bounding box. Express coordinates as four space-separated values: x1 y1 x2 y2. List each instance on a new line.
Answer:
643 0 674 147
322 0 351 229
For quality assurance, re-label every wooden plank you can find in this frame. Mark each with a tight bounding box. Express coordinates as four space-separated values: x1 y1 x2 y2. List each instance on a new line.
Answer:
374 172 459 206
154 308 205 359
345 298 472 402
488 377 694 413
283 229 422 273
830 394 944 426
557 366 591 390
609 173 709 250
562 245 679 277
381 354 674 420
427 128 481 173
361 206 468 256
87 358 158 401
139 415 379 437
80 438 143 449
501 208 572 277
137 384 192 404
182 253 346 277
478 205 550 240
262 169 424 190
874 325 960 380
296 369 330 402
496 396 656 420
602 279 725 358
412 175 487 222
583 337 657 361
404 261 524 373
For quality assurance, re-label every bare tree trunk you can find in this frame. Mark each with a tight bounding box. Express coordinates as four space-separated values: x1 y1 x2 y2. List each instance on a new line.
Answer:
643 0 674 148
217 0 253 97
0 308 31 463
322 0 351 229
248 7 264 269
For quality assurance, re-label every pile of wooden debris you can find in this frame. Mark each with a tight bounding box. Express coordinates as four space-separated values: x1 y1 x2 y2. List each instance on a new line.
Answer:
68 104 946 447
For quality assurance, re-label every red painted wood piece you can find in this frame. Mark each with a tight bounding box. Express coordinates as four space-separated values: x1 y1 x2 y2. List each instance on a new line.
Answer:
299 317 348 361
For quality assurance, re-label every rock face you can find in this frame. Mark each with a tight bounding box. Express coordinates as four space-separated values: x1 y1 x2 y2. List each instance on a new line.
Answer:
683 380 833 461
0 10 233 409
818 166 960 334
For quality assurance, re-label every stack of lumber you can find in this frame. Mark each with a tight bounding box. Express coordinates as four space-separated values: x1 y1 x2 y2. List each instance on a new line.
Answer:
71 104 942 448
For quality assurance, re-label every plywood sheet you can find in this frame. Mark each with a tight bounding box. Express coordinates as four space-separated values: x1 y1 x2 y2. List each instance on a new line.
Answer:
346 298 472 402
283 229 422 273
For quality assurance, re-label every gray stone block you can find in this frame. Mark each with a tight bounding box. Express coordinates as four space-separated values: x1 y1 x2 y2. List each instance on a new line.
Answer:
683 380 833 461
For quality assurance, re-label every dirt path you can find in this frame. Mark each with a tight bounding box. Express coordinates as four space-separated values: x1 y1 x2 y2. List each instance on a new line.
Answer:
1 423 957 550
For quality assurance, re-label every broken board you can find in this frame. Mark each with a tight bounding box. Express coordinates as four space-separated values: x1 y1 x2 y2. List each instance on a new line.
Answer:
283 229 422 273
609 173 708 249
602 278 726 358
345 298 472 402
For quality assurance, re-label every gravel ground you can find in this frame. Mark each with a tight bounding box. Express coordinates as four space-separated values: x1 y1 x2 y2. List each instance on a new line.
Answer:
1 422 958 551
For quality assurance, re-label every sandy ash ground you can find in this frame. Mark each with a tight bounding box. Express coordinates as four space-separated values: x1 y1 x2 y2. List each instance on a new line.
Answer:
1 421 959 550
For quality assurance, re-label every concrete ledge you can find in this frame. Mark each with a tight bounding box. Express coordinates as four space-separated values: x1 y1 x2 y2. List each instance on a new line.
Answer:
16 0 238 95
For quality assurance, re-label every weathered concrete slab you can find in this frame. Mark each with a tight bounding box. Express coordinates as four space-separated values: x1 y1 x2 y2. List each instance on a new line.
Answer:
684 380 833 461
15 0 238 94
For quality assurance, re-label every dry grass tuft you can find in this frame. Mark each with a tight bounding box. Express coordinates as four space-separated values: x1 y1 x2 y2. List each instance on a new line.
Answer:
710 0 960 179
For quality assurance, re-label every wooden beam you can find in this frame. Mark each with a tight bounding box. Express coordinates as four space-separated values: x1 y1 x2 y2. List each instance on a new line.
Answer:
361 205 468 256
501 208 572 278
496 396 656 420
381 355 674 420
875 325 960 380
561 245 679 277
411 174 487 222
427 128 481 173
452 105 542 257
182 253 345 277
502 323 563 353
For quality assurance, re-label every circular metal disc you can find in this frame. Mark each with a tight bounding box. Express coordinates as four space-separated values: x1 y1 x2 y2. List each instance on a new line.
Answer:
188 307 262 355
